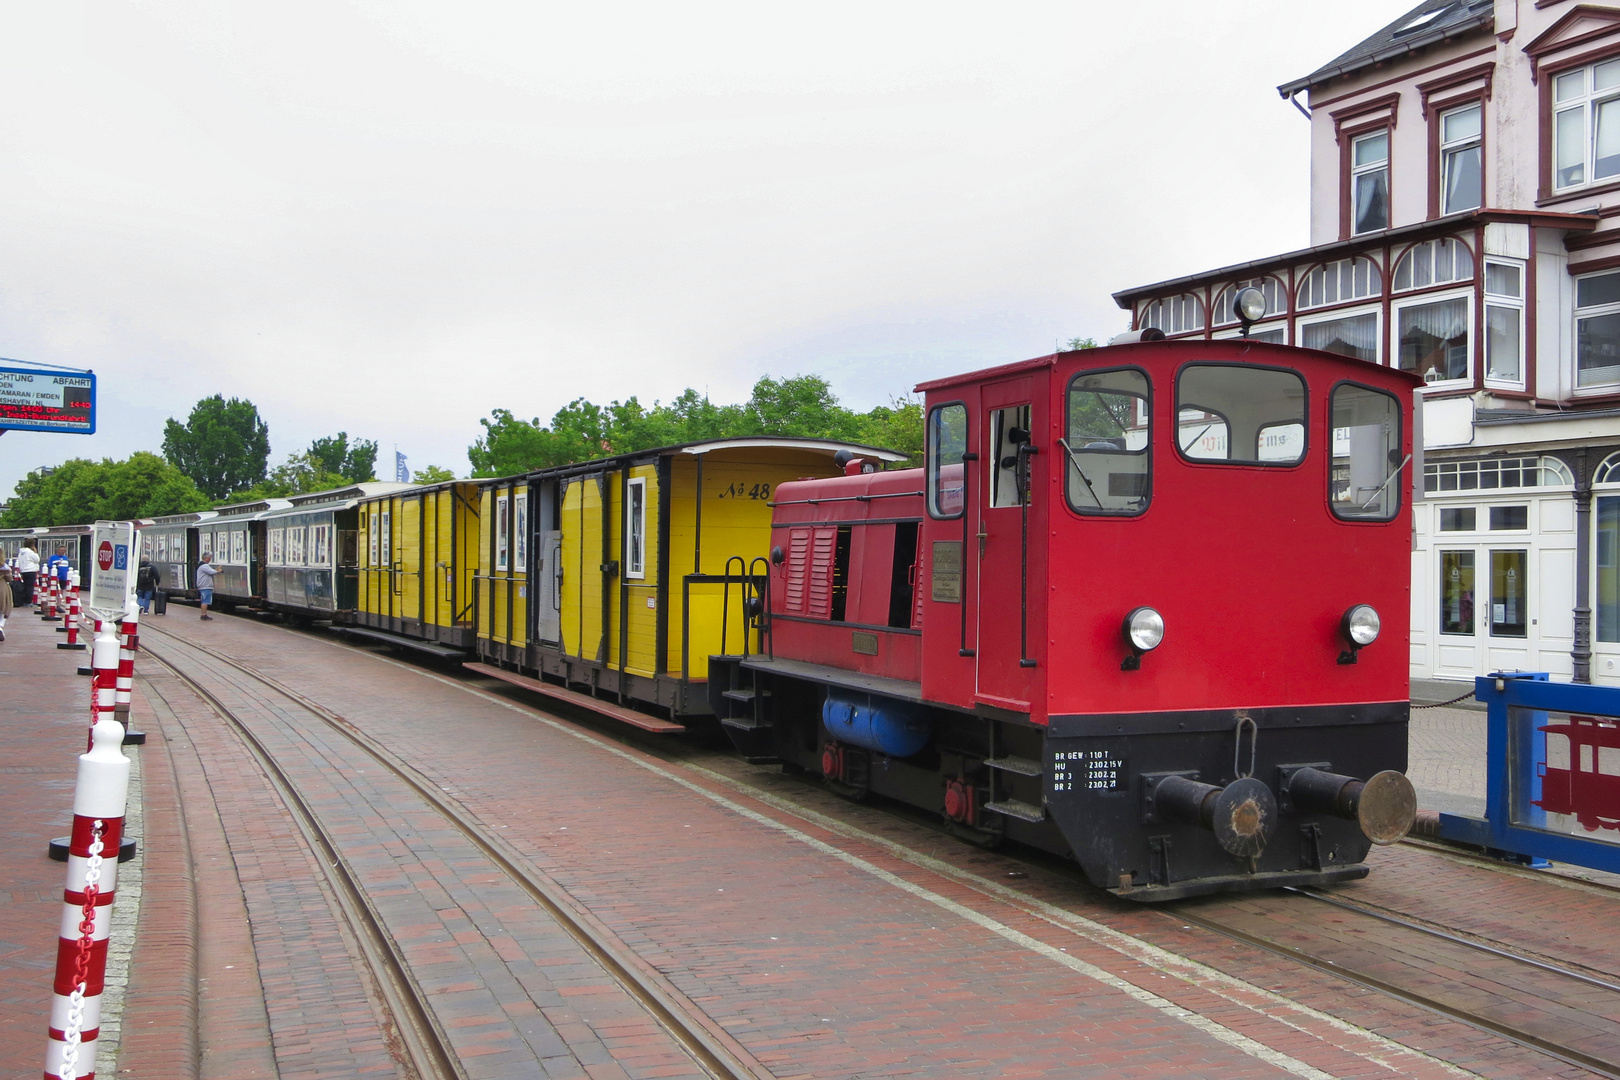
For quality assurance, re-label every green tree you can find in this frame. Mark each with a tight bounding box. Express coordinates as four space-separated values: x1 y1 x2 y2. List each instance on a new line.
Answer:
1065 336 1099 351
856 395 924 467
1 453 208 526
162 395 271 499
308 432 379 482
411 465 457 484
227 451 351 501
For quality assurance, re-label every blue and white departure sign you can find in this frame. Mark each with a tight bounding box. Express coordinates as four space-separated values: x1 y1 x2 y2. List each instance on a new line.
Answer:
0 363 96 434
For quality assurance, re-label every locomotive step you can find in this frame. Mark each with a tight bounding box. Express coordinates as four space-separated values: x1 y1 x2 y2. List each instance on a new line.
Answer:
720 715 773 732
984 755 1043 777
983 798 1047 823
721 687 770 703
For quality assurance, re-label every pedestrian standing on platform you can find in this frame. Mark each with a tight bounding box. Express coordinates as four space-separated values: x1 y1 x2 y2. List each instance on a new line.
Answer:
135 559 159 614
0 565 12 641
195 552 219 620
47 545 71 587
15 540 40 602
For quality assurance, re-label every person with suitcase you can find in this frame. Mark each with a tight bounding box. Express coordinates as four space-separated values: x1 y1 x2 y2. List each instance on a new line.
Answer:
136 560 161 614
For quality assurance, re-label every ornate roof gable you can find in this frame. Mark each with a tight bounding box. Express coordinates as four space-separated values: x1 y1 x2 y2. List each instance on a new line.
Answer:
1524 4 1620 79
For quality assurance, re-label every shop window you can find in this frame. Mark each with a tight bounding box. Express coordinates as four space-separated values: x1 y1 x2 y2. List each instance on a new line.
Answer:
1177 364 1306 467
1600 497 1620 641
926 404 968 520
1439 507 1476 531
1329 382 1402 520
1063 368 1151 515
1490 505 1528 531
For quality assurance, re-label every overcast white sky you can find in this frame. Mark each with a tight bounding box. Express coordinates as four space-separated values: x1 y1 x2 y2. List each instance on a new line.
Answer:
0 0 1419 495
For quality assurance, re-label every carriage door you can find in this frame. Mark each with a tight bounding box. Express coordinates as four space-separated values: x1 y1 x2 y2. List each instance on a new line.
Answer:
533 481 563 644
976 378 1037 711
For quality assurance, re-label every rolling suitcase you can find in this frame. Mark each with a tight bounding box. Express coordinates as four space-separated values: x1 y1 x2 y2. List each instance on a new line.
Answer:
152 590 168 615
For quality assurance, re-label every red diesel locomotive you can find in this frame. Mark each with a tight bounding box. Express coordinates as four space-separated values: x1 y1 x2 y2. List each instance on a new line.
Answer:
711 337 1421 900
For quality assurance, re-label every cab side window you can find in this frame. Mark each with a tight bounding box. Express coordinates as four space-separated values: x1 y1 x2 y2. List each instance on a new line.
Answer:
926 404 968 519
1330 382 1402 521
1063 368 1151 516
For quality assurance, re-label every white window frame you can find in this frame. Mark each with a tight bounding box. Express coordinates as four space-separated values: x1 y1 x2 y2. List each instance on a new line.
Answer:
1210 278 1286 328
1139 293 1204 335
625 477 646 580
230 529 246 565
1298 257 1383 310
288 526 305 565
1296 304 1382 365
1553 58 1620 193
313 524 330 567
495 495 509 572
1576 268 1620 392
515 496 528 572
1440 103 1483 214
380 510 392 566
1392 237 1474 293
1394 288 1473 390
271 528 284 565
1351 131 1390 235
367 513 378 565
1483 259 1526 391
1212 323 1286 343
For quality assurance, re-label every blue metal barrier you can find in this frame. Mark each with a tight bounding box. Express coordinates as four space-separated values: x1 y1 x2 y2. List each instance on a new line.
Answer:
1437 672 1620 874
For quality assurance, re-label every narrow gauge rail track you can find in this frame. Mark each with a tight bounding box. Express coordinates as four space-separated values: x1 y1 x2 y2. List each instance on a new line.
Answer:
139 625 766 1080
1165 887 1620 1080
150 613 1620 1080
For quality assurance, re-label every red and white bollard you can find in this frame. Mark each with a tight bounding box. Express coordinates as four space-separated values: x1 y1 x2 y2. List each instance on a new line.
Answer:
89 628 119 750
43 714 129 1080
59 574 84 648
40 574 58 619
77 619 103 678
111 609 145 745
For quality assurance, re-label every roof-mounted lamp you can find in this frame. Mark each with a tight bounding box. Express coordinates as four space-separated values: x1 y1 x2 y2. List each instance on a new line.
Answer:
1234 286 1267 339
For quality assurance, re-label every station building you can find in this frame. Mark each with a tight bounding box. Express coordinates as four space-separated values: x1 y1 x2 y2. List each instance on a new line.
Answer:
1115 0 1620 685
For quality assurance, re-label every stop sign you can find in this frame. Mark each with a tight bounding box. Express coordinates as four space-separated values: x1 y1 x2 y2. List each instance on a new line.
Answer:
97 540 114 571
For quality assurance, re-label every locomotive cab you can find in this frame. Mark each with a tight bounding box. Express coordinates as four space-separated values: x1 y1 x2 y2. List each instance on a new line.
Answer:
723 339 1423 900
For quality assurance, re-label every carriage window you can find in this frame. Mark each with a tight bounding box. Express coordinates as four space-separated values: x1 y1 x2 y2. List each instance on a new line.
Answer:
1177 364 1306 465
927 404 968 519
624 480 643 579
990 404 1032 508
1330 382 1403 521
1064 368 1150 516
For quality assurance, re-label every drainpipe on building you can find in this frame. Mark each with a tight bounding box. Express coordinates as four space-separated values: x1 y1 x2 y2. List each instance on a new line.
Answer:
1574 447 1593 684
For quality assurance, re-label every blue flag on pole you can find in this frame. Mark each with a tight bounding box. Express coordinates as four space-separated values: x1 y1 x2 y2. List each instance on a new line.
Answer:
395 451 408 482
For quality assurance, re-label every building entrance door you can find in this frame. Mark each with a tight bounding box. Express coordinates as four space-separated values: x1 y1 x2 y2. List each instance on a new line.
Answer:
1433 546 1534 679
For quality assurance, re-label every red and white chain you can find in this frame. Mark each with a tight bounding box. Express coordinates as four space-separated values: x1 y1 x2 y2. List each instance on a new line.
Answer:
58 820 104 1080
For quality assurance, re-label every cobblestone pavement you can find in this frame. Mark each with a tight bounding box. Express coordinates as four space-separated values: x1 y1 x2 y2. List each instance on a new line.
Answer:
1407 706 1487 817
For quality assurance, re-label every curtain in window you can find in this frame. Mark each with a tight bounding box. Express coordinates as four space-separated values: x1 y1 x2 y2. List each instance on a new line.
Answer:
1558 107 1586 187
1444 144 1482 213
1486 304 1521 382
1398 298 1468 380
1301 313 1377 362
1354 170 1389 233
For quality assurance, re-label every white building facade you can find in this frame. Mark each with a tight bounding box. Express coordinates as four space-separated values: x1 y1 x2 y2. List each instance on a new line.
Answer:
1116 0 1620 685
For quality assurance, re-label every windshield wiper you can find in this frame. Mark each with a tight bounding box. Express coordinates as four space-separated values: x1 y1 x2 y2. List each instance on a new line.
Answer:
1360 453 1413 510
1057 438 1104 508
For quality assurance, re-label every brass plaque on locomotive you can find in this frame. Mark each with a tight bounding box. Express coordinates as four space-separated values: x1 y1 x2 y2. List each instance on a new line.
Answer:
931 541 962 603
851 631 879 656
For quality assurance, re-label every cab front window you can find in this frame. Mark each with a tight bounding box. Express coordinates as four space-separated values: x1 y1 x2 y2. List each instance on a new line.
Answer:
1176 363 1307 466
1063 368 1151 516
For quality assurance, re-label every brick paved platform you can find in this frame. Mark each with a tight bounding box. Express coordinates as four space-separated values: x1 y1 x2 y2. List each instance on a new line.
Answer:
0 610 146 1079
117 612 1617 1079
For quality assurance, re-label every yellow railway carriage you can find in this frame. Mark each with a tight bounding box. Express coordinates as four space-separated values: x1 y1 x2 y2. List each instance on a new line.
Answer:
476 438 905 717
349 480 482 652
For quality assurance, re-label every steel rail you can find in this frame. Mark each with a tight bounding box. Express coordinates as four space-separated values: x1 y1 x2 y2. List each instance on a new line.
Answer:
1285 885 1620 996
140 626 765 1080
140 645 465 1080
1165 898 1620 1080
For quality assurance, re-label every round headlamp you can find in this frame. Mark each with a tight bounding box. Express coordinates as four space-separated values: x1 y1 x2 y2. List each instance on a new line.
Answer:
1343 604 1380 648
1124 607 1165 653
1234 285 1267 324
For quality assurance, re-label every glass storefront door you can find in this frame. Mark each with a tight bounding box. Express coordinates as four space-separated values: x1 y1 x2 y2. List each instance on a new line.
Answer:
1436 546 1530 678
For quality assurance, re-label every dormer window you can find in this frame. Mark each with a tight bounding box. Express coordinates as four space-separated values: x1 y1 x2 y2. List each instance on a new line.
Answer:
1440 104 1482 213
1554 59 1620 191
1352 131 1390 234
